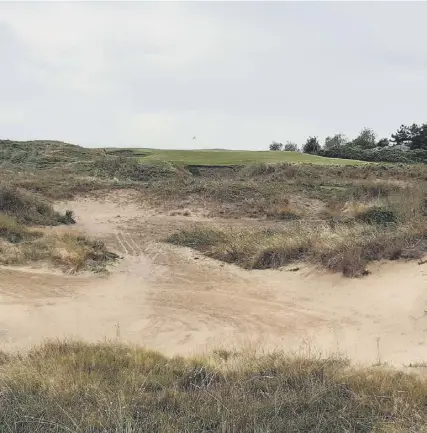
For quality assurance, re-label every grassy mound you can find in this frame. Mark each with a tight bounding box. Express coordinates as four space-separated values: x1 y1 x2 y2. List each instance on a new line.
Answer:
0 187 116 272
0 186 75 225
0 139 101 169
0 213 40 243
167 222 426 276
0 341 426 432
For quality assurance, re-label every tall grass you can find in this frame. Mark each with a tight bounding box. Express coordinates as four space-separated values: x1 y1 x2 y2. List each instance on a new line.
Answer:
0 186 75 225
0 186 116 271
167 185 427 276
0 231 118 272
0 341 426 432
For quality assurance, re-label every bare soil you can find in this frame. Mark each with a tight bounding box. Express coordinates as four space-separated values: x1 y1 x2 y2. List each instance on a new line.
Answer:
1 190 427 366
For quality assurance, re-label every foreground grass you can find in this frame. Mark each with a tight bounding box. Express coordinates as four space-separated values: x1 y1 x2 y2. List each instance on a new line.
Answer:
0 341 426 432
126 149 368 166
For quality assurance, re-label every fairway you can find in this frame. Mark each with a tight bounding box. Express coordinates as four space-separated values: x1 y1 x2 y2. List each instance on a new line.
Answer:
107 148 366 166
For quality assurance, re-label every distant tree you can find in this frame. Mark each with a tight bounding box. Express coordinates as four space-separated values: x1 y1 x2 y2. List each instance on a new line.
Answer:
376 138 390 148
284 141 298 152
391 123 427 150
351 127 377 149
324 133 347 150
303 136 321 154
269 141 283 151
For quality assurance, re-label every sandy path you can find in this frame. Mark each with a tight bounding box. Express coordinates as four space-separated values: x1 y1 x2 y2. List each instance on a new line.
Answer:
1 191 427 366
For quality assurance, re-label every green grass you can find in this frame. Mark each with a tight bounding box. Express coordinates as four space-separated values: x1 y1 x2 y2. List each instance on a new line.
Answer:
106 148 367 166
1 340 427 432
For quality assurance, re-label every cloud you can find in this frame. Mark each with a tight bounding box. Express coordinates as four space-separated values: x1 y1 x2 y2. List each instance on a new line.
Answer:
0 2 426 149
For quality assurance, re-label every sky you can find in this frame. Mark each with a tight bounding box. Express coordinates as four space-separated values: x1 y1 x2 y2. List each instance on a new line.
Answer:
0 1 426 150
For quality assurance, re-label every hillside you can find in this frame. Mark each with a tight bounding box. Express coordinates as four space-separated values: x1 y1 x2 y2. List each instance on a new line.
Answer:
0 139 103 169
2 139 427 432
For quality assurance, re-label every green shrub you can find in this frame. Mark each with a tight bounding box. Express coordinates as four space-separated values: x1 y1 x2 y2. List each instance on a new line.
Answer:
319 145 427 164
356 207 398 225
167 228 228 250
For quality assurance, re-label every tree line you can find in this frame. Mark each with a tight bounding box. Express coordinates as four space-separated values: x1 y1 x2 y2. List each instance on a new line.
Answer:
269 123 427 163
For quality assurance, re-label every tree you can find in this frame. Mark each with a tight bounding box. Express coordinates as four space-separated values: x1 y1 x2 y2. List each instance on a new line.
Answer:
269 141 283 151
284 141 298 151
391 123 427 150
303 136 320 154
351 127 377 149
324 133 347 150
376 138 389 148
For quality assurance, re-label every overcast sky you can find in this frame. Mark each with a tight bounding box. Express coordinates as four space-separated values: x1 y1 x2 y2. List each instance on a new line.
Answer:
0 2 426 150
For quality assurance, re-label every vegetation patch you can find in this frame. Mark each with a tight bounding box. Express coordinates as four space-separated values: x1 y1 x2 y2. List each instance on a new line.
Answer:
0 340 426 432
0 231 118 272
356 206 398 225
167 228 228 250
0 186 75 226
0 213 40 243
167 221 427 276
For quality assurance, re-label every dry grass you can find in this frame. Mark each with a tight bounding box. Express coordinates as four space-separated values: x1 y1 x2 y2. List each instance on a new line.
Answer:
0 340 426 432
167 222 426 276
0 213 40 243
0 231 118 272
0 185 117 272
0 186 74 225
3 141 427 275
167 185 427 276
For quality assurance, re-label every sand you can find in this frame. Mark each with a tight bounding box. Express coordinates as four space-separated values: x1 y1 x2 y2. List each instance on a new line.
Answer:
1 191 427 366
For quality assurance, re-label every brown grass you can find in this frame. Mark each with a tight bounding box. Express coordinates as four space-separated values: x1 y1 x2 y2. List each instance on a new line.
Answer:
0 186 74 225
167 184 427 276
167 222 427 276
3 142 427 275
0 231 118 272
0 340 426 432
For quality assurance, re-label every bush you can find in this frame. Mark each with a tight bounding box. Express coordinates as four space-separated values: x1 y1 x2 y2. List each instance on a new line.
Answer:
284 141 298 152
0 186 75 226
167 228 228 250
269 141 283 151
377 138 389 148
0 213 39 243
324 134 347 150
356 207 397 225
318 145 427 164
351 127 377 149
303 137 321 154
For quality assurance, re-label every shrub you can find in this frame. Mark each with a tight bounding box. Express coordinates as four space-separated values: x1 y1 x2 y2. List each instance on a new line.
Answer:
284 141 298 151
351 127 377 149
324 134 347 150
0 213 39 243
318 145 427 164
269 141 283 151
303 137 321 154
0 186 75 226
167 228 228 250
356 207 398 225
